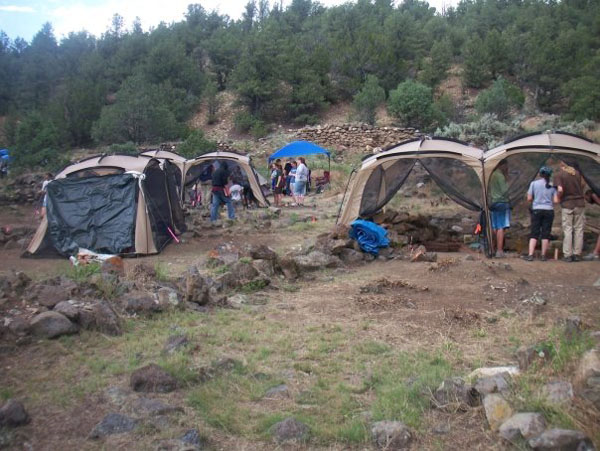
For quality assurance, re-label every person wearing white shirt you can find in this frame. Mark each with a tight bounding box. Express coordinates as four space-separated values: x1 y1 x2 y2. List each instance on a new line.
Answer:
294 157 309 206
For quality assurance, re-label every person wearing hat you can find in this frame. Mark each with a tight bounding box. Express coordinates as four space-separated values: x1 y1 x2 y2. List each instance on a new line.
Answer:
523 166 558 261
554 161 585 261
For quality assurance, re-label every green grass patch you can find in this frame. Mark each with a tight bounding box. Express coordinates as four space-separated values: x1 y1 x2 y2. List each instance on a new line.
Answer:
66 262 101 282
239 279 269 293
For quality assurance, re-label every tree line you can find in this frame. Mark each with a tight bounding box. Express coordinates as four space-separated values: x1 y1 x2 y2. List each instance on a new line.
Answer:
0 0 598 168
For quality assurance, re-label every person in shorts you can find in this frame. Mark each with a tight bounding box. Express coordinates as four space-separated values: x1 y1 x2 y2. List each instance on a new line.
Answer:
523 166 557 261
489 160 510 257
294 157 309 206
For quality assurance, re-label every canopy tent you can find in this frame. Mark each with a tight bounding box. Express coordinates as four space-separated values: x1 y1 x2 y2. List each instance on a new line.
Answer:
140 149 269 207
0 149 10 161
183 151 269 207
337 137 486 226
337 132 600 257
484 131 600 206
268 141 331 172
25 155 185 257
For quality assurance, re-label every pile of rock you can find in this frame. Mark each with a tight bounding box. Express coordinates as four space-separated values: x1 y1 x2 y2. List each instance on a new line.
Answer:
0 225 35 251
0 173 43 205
295 123 417 154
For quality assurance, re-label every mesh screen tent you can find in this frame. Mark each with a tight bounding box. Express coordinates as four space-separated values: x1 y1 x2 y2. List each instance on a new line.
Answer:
339 137 486 226
338 132 600 257
484 132 600 207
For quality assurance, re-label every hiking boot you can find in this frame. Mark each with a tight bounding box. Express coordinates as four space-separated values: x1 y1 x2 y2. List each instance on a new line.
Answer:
583 253 600 261
540 255 547 262
522 254 534 262
572 255 582 262
495 251 505 258
561 256 573 262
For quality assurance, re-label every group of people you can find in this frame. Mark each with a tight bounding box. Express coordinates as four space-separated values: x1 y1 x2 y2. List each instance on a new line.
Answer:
189 161 258 223
270 157 309 207
490 160 599 262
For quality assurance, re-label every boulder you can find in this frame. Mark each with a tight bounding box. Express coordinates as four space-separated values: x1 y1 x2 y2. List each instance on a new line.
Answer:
516 344 552 371
279 256 299 280
528 429 595 450
564 316 582 340
87 301 122 336
0 399 30 427
180 429 205 447
130 397 183 416
130 364 178 393
498 413 546 441
432 378 479 410
252 259 275 277
371 421 412 450
338 248 364 264
157 287 181 309
270 417 309 443
483 394 513 432
264 384 290 399
29 311 78 338
230 261 259 281
102 256 125 276
540 381 573 405
125 292 162 315
183 267 212 304
474 373 510 396
163 335 189 354
574 349 600 389
53 300 80 320
246 244 278 261
89 413 138 439
35 284 71 308
293 251 341 271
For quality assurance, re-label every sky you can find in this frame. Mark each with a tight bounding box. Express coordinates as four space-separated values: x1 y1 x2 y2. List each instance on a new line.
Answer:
0 0 458 43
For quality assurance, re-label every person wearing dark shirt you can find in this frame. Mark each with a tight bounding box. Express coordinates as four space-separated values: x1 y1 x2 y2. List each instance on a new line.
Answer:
555 161 585 261
210 161 235 222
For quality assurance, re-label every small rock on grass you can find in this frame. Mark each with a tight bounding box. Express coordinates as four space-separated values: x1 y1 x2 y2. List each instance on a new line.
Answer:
539 381 573 405
270 417 309 443
498 413 546 441
371 421 412 450
163 335 189 354
483 394 513 432
29 311 78 338
130 364 178 393
0 399 30 427
130 397 184 416
89 413 138 439
264 384 289 399
528 429 595 450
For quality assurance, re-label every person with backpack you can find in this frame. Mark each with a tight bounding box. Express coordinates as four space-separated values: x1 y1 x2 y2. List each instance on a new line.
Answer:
523 166 558 261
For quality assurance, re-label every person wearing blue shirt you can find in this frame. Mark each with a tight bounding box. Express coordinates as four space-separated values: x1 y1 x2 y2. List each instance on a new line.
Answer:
523 166 558 261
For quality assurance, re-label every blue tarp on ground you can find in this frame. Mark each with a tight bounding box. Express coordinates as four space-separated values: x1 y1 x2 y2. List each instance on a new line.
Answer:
268 141 330 162
349 219 390 255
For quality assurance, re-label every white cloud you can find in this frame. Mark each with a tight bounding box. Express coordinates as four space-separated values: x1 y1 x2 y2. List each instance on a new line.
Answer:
0 5 35 12
47 0 459 39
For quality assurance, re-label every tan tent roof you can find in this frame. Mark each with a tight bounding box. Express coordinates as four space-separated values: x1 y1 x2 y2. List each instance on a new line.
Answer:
338 137 485 225
55 154 156 179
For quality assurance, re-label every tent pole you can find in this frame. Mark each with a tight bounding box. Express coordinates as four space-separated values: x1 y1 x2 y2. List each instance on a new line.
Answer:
328 155 331 173
336 168 356 225
480 157 494 258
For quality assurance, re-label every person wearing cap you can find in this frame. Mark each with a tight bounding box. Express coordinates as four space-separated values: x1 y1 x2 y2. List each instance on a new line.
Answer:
554 161 585 261
523 166 558 261
210 161 235 222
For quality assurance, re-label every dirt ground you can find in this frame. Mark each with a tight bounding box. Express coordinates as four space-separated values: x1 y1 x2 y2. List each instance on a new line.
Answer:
1 194 599 450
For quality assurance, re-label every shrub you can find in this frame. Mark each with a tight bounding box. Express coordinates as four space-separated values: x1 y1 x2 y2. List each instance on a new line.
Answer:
176 129 217 159
387 80 438 130
108 142 137 155
353 75 386 125
475 77 524 119
234 111 257 134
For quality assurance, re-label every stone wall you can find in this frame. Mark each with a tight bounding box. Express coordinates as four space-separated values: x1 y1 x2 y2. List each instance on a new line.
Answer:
295 124 418 154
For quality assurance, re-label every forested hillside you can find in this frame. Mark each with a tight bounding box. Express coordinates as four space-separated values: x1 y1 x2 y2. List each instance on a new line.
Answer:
0 0 599 169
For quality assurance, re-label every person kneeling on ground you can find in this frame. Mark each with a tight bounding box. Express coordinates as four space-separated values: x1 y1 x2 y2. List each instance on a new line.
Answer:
210 161 235 222
583 189 600 261
523 166 557 261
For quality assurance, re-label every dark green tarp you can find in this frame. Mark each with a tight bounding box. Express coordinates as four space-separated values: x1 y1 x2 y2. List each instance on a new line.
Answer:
46 174 137 255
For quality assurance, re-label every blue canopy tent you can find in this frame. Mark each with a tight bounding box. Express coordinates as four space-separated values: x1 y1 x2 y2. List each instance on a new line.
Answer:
268 141 331 172
0 149 10 161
